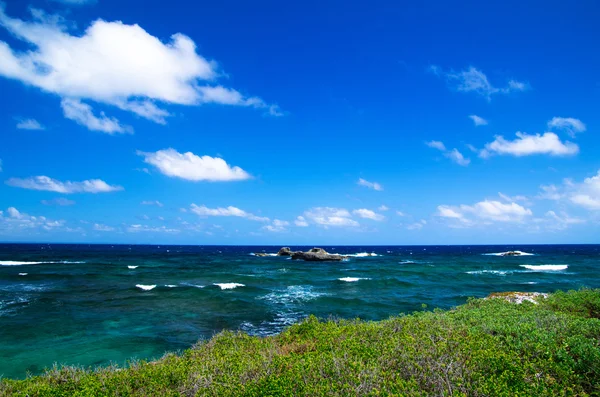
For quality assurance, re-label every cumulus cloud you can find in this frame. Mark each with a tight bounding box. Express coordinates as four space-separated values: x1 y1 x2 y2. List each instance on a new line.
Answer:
303 207 359 227
295 216 308 227
190 204 269 222
547 117 586 137
357 178 383 191
61 98 132 134
480 132 578 158
41 197 75 206
431 65 529 100
378 205 389 211
6 175 123 193
353 208 385 221
262 219 289 232
141 200 163 207
0 206 65 232
426 141 470 166
437 199 533 226
138 148 250 182
569 170 600 210
0 5 281 130
16 118 45 130
468 115 488 126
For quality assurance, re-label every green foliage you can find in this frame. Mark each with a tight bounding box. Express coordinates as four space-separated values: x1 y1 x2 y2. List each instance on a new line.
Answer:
2 289 600 396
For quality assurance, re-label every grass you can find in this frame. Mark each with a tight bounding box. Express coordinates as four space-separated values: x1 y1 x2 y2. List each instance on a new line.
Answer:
2 289 600 396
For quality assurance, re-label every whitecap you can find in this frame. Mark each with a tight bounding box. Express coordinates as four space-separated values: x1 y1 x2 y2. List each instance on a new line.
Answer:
165 284 177 288
18 273 28 276
466 270 511 276
483 251 534 257
520 264 567 271
136 284 156 291
259 285 326 304
346 252 379 257
0 260 85 266
128 266 138 269
399 260 416 264
181 282 204 289
338 277 371 282
214 283 245 290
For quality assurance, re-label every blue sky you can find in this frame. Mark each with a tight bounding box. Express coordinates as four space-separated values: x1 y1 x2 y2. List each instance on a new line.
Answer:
0 0 599 245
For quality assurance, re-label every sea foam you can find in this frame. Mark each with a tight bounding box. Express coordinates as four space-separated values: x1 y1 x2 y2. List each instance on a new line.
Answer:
214 283 245 290
0 260 85 266
128 266 138 269
520 264 568 271
136 284 156 291
338 277 371 282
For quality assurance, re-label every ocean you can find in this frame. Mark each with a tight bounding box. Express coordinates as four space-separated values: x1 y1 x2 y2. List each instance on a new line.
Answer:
1 243 598 379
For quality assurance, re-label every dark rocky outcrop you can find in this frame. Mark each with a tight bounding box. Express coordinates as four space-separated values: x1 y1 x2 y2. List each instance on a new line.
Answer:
291 247 345 262
254 253 270 257
501 251 522 257
277 247 293 256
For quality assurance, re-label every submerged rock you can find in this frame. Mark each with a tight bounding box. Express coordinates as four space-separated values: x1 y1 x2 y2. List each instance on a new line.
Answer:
291 247 344 262
254 253 269 257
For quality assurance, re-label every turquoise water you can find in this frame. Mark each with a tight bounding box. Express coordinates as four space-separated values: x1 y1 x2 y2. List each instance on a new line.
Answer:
1 244 599 379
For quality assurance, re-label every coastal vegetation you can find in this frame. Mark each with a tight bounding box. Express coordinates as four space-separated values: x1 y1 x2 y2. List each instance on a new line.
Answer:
1 289 599 396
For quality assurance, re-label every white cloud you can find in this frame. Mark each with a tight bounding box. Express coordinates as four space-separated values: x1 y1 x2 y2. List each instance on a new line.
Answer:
569 170 600 210
432 65 529 100
41 197 75 206
543 211 585 230
537 184 563 201
16 118 45 130
427 141 470 166
0 159 2 172
262 219 289 232
444 148 470 166
61 98 132 134
0 5 281 128
407 219 427 230
378 205 389 211
0 206 65 232
141 200 163 207
396 210 406 217
468 115 488 126
190 204 269 222
6 175 123 193
127 224 179 233
357 178 383 191
138 148 250 182
93 223 114 231
437 199 533 226
303 207 359 227
481 132 578 157
294 216 308 227
52 0 96 4
498 192 528 203
425 140 446 151
353 208 385 221
547 117 586 137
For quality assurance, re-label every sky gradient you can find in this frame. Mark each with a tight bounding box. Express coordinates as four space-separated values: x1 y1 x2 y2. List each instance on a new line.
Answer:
1 0 599 245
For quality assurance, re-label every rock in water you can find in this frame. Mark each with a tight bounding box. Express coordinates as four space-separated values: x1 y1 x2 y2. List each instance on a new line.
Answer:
254 253 269 257
501 251 522 256
291 247 344 262
277 247 293 256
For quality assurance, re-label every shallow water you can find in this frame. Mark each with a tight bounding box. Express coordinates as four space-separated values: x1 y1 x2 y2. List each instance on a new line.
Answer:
1 243 599 379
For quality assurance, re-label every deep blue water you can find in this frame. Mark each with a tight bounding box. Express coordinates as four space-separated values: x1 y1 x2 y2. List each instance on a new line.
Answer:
1 243 599 379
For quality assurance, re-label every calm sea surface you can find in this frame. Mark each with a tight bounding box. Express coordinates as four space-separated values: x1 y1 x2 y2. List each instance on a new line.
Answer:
1 243 599 379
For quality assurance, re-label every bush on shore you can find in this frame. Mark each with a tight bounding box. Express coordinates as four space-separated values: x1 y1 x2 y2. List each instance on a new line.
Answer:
2 289 600 396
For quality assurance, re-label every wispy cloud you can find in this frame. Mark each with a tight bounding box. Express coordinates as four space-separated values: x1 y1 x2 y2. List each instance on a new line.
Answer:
468 115 488 126
357 178 383 191
430 65 529 100
547 117 586 138
303 207 359 227
190 204 269 222
61 98 132 134
141 200 164 207
426 141 470 166
41 198 75 206
437 199 533 227
16 118 45 130
353 208 385 221
6 176 123 194
138 149 250 182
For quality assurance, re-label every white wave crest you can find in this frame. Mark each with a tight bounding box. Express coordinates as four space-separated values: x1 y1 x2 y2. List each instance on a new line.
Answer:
483 251 534 256
399 260 416 264
0 260 84 266
520 264 568 271
127 266 138 269
346 252 379 257
214 283 245 290
338 277 371 282
18 273 28 276
136 284 156 291
165 284 177 288
467 270 511 276
259 285 326 304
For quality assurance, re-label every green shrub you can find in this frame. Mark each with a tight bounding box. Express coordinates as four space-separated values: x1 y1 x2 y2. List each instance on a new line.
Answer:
1 289 599 396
